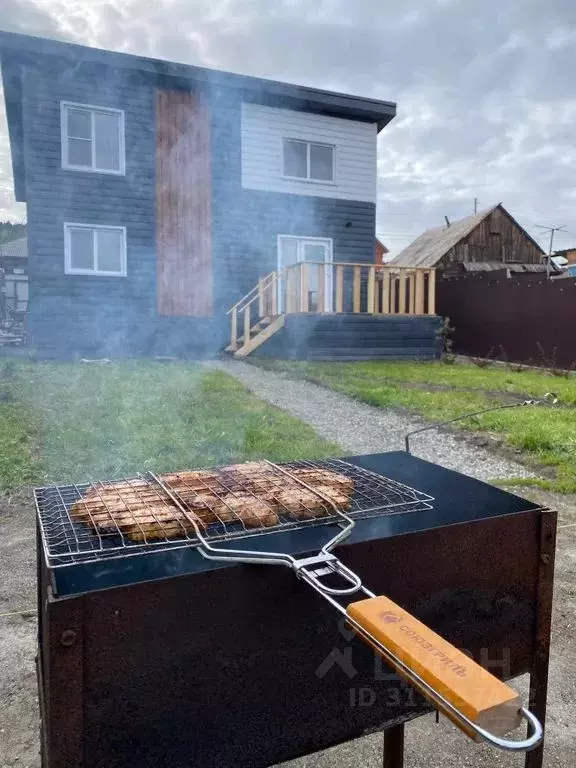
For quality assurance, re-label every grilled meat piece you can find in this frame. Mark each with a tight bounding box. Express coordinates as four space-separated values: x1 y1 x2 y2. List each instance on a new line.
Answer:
182 490 279 527
291 467 353 491
70 479 204 542
219 494 279 528
270 483 351 519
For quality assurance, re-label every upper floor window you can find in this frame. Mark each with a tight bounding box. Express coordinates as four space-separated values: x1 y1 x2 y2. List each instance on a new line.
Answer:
282 139 334 182
64 223 127 276
61 102 125 174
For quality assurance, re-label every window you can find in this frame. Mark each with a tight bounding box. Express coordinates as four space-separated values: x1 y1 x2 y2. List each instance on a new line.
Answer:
282 139 334 182
3 275 28 312
61 102 125 174
64 223 127 276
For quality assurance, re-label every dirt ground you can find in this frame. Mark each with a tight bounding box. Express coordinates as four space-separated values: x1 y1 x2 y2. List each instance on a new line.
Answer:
1 487 574 768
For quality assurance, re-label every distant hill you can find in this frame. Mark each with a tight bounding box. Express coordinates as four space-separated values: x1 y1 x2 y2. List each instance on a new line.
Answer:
0 222 26 245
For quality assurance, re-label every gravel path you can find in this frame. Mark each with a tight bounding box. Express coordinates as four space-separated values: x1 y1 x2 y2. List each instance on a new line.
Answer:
211 359 536 483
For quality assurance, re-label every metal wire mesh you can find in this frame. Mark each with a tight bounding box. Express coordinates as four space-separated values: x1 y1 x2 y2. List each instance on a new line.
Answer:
35 459 434 568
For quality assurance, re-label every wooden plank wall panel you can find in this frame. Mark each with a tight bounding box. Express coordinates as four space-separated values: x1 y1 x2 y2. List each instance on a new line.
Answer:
156 89 212 316
449 208 543 266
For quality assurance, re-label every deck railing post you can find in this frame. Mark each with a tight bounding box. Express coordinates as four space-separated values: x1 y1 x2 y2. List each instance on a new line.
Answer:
353 266 361 312
336 265 344 312
367 266 376 314
427 269 436 314
381 270 391 314
271 273 278 316
267 275 274 316
317 263 325 312
409 272 416 314
415 270 425 314
285 269 291 314
230 308 238 351
258 277 265 318
325 263 332 313
286 266 296 314
299 263 309 312
390 273 397 314
398 269 407 314
243 306 251 345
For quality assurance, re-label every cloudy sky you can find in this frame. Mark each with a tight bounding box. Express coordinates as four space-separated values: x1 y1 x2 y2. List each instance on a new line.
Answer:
1 0 576 255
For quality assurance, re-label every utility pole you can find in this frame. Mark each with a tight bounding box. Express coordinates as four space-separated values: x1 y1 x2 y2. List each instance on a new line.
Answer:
474 197 478 214
535 225 567 279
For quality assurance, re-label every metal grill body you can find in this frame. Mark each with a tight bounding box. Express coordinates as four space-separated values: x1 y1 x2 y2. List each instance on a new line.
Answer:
35 452 556 768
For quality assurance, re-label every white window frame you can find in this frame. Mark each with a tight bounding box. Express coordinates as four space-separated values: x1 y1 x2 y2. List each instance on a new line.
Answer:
61 101 126 175
277 235 334 312
281 138 336 184
64 223 127 277
3 274 28 312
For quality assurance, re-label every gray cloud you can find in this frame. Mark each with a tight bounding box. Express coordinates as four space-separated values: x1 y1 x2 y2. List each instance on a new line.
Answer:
1 0 576 253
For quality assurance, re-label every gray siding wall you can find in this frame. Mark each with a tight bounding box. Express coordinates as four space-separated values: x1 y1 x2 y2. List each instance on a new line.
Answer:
22 57 159 356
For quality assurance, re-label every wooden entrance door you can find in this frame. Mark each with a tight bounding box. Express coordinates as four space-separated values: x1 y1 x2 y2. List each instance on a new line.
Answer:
277 236 333 312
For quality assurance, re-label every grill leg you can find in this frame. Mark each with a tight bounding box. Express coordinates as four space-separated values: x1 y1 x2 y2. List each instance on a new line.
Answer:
383 723 404 768
525 510 556 768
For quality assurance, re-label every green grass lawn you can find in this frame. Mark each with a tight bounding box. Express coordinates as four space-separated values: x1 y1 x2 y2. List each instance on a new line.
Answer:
252 359 576 492
0 360 339 490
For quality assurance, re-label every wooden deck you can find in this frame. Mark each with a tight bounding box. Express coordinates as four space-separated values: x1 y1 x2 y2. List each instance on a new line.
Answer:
227 262 436 358
250 314 442 361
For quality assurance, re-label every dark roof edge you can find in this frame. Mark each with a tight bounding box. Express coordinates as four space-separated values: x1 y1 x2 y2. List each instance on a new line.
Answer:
0 30 396 129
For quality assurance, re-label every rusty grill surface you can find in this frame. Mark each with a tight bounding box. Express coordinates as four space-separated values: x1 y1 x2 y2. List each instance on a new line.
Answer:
35 459 434 568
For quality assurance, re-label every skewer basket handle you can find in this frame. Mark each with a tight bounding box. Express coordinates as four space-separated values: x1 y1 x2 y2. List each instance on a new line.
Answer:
346 595 543 752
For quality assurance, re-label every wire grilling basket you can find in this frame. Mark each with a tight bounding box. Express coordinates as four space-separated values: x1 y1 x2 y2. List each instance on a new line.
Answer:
35 458 433 568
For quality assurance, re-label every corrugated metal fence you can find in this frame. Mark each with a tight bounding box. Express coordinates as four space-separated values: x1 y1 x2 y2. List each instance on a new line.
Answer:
437 275 576 368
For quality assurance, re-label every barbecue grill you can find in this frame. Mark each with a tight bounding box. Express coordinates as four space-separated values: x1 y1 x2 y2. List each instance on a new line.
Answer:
35 451 556 768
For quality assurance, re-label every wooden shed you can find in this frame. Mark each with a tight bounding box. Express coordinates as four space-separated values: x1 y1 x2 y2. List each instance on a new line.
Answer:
390 204 545 275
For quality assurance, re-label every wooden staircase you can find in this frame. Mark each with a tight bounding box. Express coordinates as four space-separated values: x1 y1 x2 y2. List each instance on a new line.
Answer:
227 315 285 358
226 271 286 358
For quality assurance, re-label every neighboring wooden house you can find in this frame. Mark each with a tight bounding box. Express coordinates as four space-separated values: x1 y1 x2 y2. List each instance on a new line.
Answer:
0 236 28 316
0 32 440 360
390 204 545 277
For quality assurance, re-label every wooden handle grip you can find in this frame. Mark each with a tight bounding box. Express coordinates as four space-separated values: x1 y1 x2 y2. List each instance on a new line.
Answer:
346 596 521 740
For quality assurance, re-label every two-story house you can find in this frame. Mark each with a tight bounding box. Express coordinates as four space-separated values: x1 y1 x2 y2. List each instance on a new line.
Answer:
0 32 440 359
